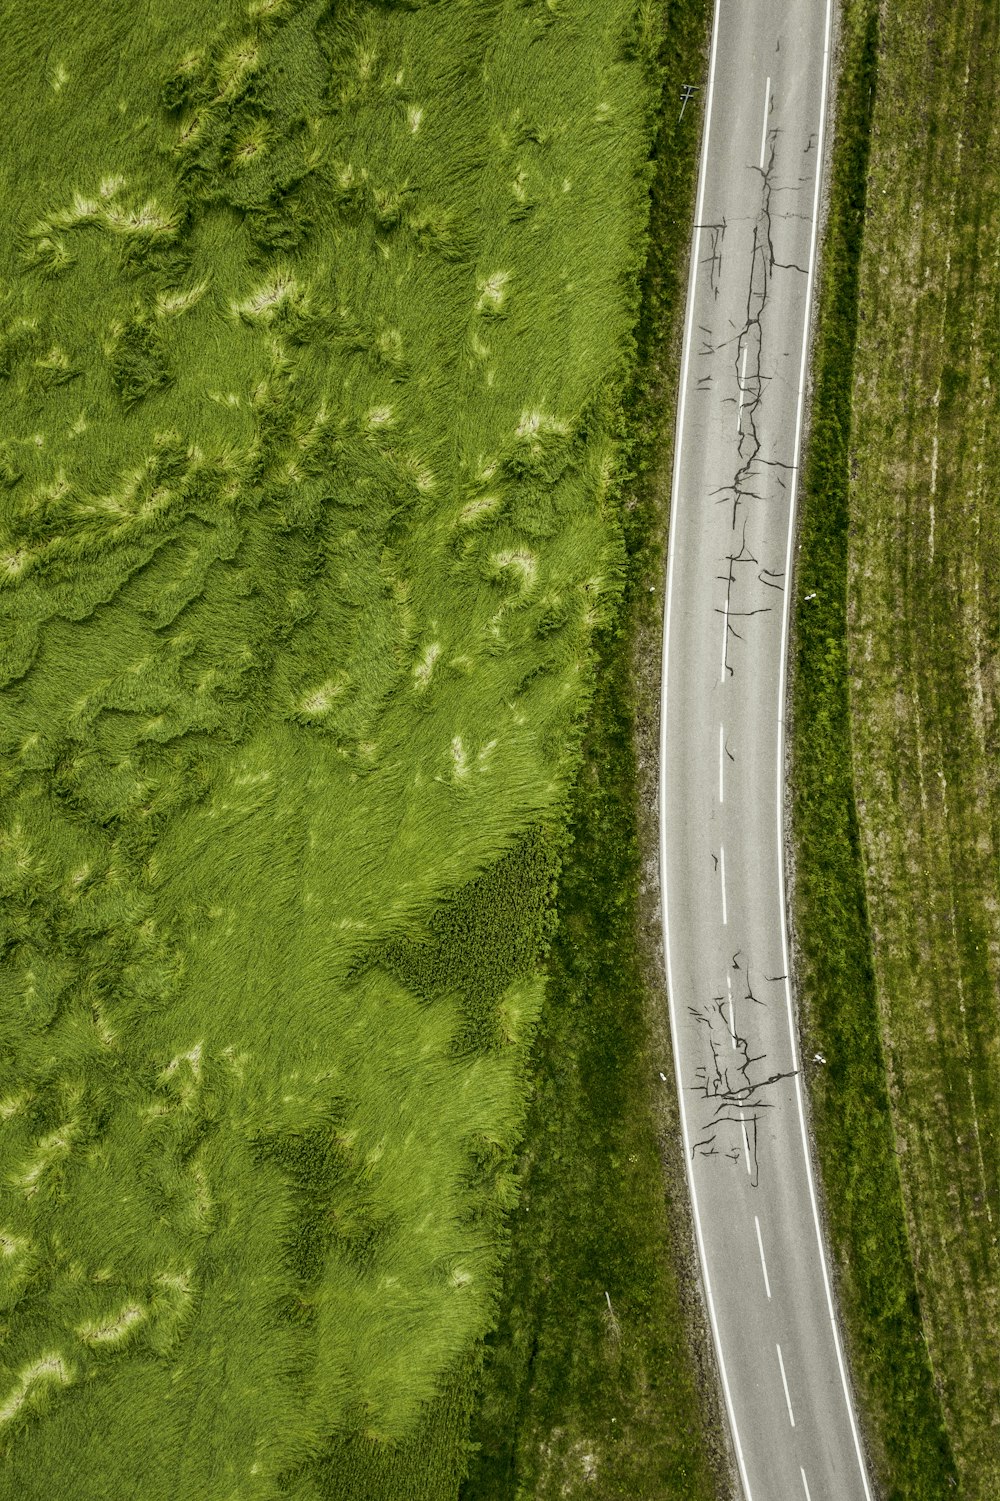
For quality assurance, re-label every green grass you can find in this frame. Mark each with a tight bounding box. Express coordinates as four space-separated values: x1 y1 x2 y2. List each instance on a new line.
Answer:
0 2 668 1495
842 0 1000 1494
789 2 960 1497
461 3 728 1497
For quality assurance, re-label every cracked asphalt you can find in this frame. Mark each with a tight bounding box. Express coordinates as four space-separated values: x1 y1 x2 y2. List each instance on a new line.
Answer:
659 4 874 1499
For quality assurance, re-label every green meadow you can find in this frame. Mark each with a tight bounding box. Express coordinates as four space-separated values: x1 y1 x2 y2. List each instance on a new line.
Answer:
0 1 669 1495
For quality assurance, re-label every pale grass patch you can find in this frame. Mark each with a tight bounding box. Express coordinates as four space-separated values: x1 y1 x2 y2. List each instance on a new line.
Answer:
232 769 272 787
76 1302 146 1347
13 1119 78 1194
516 408 569 439
476 270 509 313
412 461 435 493
458 494 500 525
232 122 268 164
232 270 298 320
0 550 28 582
0 1230 29 1259
451 736 469 780
215 40 259 99
103 198 181 238
191 1162 212 1225
0 1092 28 1121
156 280 208 317
492 547 537 589
407 104 424 133
0 1355 72 1427
365 404 394 430
413 642 440 689
449 1267 473 1288
161 1043 203 1082
177 112 203 146
154 1269 193 1314
300 678 344 716
50 62 69 92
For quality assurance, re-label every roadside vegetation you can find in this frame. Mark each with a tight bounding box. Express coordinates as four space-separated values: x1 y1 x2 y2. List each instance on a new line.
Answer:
792 0 1000 1496
462 6 728 1496
0 2 678 1496
845 1 1000 1494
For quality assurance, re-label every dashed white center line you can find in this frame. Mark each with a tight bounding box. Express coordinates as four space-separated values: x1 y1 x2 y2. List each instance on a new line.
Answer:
736 342 749 430
776 1343 796 1427
800 1468 813 1501
719 844 728 925
740 1113 752 1176
726 971 736 1048
759 75 771 170
754 1214 772 1298
720 594 729 682
719 722 725 803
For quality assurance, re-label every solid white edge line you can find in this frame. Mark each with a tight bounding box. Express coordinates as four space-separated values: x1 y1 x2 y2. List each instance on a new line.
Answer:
720 593 729 681
759 75 771 170
754 1214 772 1299
659 3 754 1498
775 1 874 1496
776 1343 796 1428
736 342 749 430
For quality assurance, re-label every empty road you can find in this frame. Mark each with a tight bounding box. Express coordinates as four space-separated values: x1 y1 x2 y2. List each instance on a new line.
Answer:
659 3 874 1499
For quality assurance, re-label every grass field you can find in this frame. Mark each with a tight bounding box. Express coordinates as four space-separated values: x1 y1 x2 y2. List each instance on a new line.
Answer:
793 1 1000 1497
844 1 1000 1493
0 2 669 1494
461 4 728 1497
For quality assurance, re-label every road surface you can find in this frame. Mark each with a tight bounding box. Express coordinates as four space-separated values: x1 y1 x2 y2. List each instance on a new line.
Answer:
659 3 874 1499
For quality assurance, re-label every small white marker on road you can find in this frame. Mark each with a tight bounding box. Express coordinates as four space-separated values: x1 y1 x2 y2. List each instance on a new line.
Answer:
800 1467 813 1501
754 1214 772 1299
776 1343 796 1428
759 75 771 170
719 844 727 925
719 722 725 804
736 342 749 431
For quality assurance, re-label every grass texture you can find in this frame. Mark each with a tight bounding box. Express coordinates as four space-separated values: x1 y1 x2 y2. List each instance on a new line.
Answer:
0 1 664 1495
789 1 1000 1495
842 0 1000 1493
461 3 728 1497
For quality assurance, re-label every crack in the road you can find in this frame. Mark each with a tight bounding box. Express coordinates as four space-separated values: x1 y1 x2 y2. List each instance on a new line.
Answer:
689 983 798 1187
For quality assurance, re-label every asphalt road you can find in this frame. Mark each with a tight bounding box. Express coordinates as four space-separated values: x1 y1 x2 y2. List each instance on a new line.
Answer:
658 3 874 1499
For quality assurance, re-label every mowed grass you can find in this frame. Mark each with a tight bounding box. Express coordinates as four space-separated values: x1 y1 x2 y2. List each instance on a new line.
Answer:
794 1 1000 1498
789 4 958 1496
843 1 1000 1493
0 1 666 1495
